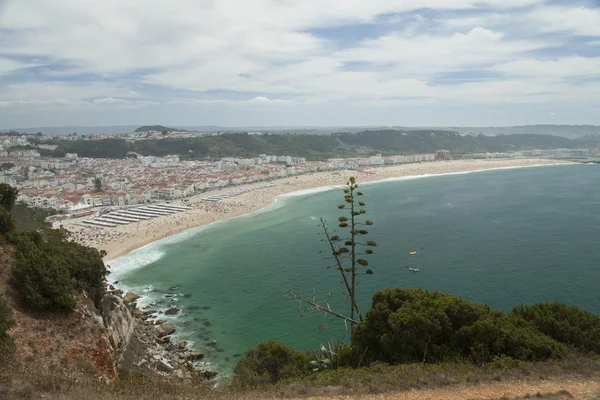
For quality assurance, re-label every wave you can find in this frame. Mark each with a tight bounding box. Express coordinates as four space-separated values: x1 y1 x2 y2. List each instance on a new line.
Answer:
107 247 166 280
361 163 569 187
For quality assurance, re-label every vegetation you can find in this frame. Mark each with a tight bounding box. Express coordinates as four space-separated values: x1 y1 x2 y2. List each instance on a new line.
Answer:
0 183 18 212
512 302 600 354
354 288 566 365
0 207 15 236
9 203 54 231
232 341 312 388
8 228 108 311
0 162 15 170
134 125 180 133
285 177 375 341
0 293 14 358
94 177 103 192
32 129 596 160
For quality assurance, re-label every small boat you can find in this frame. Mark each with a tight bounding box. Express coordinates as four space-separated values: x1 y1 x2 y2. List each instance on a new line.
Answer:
408 267 420 272
409 251 417 255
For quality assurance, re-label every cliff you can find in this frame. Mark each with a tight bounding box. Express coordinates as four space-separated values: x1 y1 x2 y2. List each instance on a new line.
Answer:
0 244 213 389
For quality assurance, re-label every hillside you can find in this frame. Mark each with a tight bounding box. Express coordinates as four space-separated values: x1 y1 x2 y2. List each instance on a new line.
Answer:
38 130 597 160
134 125 181 133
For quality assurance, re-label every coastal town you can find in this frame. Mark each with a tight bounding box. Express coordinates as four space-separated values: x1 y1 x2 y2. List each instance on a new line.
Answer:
0 130 584 260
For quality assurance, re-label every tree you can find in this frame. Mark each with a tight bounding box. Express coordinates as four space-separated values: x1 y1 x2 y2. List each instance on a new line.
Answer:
94 178 102 193
0 163 15 170
353 288 566 364
0 208 15 236
285 177 376 342
232 341 311 388
0 183 18 212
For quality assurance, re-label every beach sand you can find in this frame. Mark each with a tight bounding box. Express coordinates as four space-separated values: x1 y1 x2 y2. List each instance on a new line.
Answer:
61 159 573 261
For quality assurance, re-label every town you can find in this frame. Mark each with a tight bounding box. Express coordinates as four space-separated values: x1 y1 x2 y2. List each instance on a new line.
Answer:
0 130 589 216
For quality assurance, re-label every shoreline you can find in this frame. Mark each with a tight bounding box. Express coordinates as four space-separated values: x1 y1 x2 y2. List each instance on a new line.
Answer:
61 159 574 262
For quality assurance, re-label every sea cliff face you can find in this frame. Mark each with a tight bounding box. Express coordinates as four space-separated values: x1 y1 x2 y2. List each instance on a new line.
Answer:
95 289 216 381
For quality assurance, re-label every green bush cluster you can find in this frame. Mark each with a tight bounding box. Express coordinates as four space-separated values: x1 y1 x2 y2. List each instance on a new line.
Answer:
354 288 566 364
512 301 600 354
0 293 14 358
8 228 108 312
232 341 312 388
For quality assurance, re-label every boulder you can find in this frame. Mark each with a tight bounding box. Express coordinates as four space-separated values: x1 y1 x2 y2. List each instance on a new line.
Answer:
189 351 204 361
123 291 141 303
155 319 167 325
202 370 218 380
157 360 174 373
165 307 179 316
156 323 176 337
178 341 187 350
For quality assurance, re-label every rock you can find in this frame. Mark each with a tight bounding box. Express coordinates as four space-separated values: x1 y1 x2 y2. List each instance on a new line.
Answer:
188 351 204 361
178 341 187 350
165 307 179 316
170 285 180 291
165 294 176 298
155 319 167 325
133 309 143 318
176 369 184 379
202 370 218 380
156 323 176 337
123 291 141 303
143 310 156 316
137 359 150 371
157 360 174 373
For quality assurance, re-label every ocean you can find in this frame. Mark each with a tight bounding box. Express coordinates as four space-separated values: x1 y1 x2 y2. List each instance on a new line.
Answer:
109 164 600 379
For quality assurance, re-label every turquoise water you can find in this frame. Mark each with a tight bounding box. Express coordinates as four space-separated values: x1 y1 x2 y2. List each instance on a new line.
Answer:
110 164 600 378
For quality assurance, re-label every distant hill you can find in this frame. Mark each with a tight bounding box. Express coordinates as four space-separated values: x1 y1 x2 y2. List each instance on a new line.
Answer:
411 125 600 139
134 125 185 133
4 124 599 138
0 126 140 135
37 129 595 160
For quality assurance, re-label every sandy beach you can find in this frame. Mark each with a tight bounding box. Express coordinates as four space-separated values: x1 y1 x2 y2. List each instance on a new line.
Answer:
61 159 573 261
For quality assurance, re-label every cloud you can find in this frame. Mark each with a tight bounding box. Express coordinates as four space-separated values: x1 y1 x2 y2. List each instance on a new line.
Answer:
0 0 598 126
168 97 292 105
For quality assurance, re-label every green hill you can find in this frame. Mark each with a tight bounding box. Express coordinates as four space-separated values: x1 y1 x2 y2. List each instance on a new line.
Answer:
41 130 593 160
134 125 181 133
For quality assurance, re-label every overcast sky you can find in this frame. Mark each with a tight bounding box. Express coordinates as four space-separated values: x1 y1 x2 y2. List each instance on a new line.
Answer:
0 0 599 128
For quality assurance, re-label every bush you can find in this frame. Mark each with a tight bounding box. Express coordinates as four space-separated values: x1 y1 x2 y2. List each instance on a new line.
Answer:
0 208 15 236
10 233 75 311
8 228 107 311
0 293 14 358
354 288 566 364
232 341 312 388
512 302 600 354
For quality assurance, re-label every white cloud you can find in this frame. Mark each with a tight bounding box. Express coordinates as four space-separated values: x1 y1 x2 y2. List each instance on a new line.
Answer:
0 58 40 75
168 97 292 105
494 57 600 78
530 6 600 36
0 0 598 126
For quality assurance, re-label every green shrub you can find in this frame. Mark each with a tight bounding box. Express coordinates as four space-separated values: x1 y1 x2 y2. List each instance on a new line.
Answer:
10 234 75 311
8 228 107 311
354 288 566 364
0 208 15 236
0 183 18 212
232 341 312 388
512 302 600 354
0 293 14 358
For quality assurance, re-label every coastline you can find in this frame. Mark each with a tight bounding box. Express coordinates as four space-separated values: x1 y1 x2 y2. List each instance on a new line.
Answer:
62 159 574 262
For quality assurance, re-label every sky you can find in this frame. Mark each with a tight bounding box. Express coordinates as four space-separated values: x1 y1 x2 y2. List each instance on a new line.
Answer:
0 0 599 128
